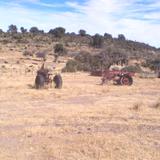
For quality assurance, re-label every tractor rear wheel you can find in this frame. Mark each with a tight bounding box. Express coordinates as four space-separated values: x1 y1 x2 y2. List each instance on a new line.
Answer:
120 75 133 86
53 74 62 89
35 74 45 89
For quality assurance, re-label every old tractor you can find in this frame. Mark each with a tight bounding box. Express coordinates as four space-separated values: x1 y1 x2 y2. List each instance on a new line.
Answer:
35 62 62 89
101 70 134 85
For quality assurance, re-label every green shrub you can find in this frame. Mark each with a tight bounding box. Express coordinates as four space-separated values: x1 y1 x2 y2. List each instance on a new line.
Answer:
23 50 34 56
49 27 65 38
75 51 93 71
142 59 160 70
91 34 104 48
36 51 47 59
62 59 79 72
121 65 142 73
63 50 126 73
79 29 86 36
54 43 67 56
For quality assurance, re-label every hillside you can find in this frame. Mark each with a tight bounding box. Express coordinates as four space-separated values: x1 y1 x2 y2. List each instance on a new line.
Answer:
0 28 160 74
0 28 159 58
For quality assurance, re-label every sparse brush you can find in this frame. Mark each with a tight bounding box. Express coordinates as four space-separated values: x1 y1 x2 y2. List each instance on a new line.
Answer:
23 50 33 56
121 65 142 73
1 65 6 69
131 102 142 111
36 51 47 59
150 100 160 109
4 61 8 64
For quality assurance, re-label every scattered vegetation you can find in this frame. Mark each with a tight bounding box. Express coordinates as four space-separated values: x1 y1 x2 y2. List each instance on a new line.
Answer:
0 24 160 73
150 99 160 109
142 59 160 70
48 27 66 38
7 24 18 33
23 50 33 57
62 59 79 72
63 49 129 72
131 102 142 111
118 34 126 41
104 33 112 39
79 29 87 36
36 51 47 59
91 34 104 48
122 65 142 73
20 27 27 33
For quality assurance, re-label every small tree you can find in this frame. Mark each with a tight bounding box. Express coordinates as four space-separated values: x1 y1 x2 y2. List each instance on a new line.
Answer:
49 27 65 38
54 43 67 59
39 30 44 34
0 29 3 34
62 59 79 72
20 27 27 33
8 24 18 33
104 33 112 39
118 34 126 41
29 27 40 34
92 34 104 48
99 50 128 69
79 29 86 36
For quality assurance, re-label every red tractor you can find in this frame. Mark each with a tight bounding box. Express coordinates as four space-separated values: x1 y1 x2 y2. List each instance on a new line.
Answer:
101 70 134 85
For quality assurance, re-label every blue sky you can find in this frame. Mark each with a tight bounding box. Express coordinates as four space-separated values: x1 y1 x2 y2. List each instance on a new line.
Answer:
0 0 160 47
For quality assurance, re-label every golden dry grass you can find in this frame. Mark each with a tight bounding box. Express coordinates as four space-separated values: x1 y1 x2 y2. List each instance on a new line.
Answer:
0 51 160 160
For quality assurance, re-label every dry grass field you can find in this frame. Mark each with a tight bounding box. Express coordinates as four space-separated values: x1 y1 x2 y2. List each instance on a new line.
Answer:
0 51 160 160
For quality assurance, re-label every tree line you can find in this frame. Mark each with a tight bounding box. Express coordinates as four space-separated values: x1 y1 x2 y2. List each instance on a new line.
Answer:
0 24 126 41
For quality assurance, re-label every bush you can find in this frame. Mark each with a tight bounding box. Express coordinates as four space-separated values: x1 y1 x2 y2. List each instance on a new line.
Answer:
63 50 129 73
29 27 43 34
12 34 23 42
75 51 93 71
62 59 79 72
20 27 27 33
7 24 18 33
91 34 104 48
23 50 34 56
54 43 67 56
36 51 47 59
142 59 160 70
79 29 86 36
49 27 65 38
121 65 142 73
74 51 104 71
104 33 112 39
63 52 95 72
90 54 103 71
0 29 3 34
118 34 126 41
2 39 11 44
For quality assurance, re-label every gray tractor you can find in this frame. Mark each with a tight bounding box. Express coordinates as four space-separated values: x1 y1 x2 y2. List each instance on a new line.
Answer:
35 62 62 89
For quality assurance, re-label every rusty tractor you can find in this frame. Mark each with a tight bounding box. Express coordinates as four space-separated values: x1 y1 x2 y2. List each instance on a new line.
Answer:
101 70 134 86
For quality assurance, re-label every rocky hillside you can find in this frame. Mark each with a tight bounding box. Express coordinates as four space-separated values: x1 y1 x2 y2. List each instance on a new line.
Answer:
0 26 160 72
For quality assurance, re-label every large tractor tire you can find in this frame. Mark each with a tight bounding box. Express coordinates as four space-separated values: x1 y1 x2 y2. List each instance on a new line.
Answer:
120 74 133 86
35 74 45 89
53 74 62 89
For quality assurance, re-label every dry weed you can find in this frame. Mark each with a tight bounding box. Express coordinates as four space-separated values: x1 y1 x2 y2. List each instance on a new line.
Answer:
131 102 142 111
150 99 160 109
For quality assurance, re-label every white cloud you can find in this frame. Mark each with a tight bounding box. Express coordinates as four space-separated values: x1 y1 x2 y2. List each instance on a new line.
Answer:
0 0 160 47
67 0 160 47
